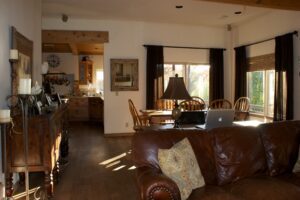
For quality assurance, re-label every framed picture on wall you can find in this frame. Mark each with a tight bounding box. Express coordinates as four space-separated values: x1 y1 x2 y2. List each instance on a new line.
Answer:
110 59 138 91
10 26 33 106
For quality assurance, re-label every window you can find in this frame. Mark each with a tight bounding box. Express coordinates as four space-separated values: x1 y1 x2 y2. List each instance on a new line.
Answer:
164 63 210 102
247 70 275 117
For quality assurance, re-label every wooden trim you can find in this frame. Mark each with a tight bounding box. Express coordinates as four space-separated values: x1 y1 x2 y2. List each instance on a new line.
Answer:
104 132 134 137
249 112 273 120
197 0 300 11
247 54 275 71
43 30 109 44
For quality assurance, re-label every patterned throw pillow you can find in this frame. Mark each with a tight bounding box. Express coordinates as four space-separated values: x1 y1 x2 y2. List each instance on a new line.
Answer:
158 138 205 200
293 147 300 173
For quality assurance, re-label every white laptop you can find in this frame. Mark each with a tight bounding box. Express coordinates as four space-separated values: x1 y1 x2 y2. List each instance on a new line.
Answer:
196 109 235 130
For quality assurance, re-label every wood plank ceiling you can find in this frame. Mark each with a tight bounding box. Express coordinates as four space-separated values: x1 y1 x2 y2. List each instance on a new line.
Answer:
42 30 109 55
197 0 300 11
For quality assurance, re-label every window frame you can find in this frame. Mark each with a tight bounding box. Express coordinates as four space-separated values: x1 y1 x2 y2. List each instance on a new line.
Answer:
246 54 275 120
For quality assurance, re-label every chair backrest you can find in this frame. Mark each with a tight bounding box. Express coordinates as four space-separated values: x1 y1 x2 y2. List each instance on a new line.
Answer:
128 99 142 130
179 99 205 111
155 99 174 110
192 96 206 109
234 97 250 112
209 99 232 109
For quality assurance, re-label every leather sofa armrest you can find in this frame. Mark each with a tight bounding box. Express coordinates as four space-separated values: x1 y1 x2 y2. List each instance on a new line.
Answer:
136 166 181 200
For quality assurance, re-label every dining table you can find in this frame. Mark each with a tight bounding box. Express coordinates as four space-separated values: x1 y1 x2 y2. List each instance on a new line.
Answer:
139 109 173 124
139 109 264 130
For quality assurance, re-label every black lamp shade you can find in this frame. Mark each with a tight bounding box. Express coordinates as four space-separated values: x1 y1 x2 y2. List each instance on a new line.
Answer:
161 74 192 100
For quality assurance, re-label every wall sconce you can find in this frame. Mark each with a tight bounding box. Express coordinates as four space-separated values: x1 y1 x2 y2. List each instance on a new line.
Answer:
9 49 19 63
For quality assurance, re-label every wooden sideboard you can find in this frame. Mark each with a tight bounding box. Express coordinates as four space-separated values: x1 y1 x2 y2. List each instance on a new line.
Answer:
68 97 103 123
4 104 68 198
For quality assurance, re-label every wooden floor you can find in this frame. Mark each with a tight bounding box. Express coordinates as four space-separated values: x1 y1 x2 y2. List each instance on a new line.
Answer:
14 122 138 200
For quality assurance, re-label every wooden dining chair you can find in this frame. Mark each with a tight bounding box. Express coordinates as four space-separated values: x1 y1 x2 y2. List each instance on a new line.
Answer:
179 99 205 111
234 97 250 121
192 96 206 109
155 99 174 110
128 99 148 131
209 99 232 109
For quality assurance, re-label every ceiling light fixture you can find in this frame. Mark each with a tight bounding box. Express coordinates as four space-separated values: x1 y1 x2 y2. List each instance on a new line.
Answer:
175 5 183 9
62 14 68 22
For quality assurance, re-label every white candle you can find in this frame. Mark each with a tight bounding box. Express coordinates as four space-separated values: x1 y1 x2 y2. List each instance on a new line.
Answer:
27 79 32 94
0 109 10 123
18 78 31 94
9 49 18 60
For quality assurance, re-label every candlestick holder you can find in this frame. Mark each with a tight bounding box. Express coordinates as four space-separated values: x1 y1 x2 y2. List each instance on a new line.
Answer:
18 95 31 200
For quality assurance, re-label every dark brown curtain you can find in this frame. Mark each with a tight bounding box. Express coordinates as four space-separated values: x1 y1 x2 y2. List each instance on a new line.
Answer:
234 46 247 102
274 33 294 121
209 48 224 102
146 45 164 109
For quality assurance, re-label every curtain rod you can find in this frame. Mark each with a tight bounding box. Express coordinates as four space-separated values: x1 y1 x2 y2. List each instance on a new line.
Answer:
235 30 298 49
143 44 226 51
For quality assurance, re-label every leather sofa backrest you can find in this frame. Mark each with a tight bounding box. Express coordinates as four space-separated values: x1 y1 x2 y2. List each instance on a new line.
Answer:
131 129 219 185
210 126 267 185
259 121 300 176
132 121 300 187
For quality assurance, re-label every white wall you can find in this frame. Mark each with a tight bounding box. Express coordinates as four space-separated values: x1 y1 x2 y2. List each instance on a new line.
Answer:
42 18 226 134
233 10 300 119
0 0 42 108
42 53 78 76
0 0 41 193
164 48 209 64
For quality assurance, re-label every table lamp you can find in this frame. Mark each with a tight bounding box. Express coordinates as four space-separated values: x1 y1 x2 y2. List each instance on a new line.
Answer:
161 74 192 128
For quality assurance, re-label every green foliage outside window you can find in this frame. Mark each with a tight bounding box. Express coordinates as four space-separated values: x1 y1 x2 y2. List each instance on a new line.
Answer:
249 71 264 106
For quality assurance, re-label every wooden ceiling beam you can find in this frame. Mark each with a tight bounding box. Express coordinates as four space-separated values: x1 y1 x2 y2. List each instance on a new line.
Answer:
42 30 109 44
68 43 79 55
197 0 300 11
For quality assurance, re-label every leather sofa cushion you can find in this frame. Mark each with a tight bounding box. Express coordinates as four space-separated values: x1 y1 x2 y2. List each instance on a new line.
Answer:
189 175 300 200
132 129 218 185
275 173 300 187
188 185 243 200
212 126 267 185
222 175 300 200
259 121 300 176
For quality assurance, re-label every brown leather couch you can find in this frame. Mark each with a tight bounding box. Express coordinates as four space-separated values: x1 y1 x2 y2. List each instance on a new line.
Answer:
132 121 300 200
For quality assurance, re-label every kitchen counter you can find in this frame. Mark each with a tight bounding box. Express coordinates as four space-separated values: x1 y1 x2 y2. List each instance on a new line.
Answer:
67 96 103 123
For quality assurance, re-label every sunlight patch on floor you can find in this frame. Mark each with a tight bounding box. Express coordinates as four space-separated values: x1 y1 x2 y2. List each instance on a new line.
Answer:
99 153 127 165
128 166 136 170
113 165 126 171
99 150 136 172
106 160 121 168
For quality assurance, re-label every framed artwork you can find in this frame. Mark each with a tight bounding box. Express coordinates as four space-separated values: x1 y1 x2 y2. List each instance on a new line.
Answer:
11 26 33 97
110 59 138 91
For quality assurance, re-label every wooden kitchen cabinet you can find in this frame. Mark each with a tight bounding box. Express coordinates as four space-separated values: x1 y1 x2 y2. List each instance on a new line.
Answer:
68 97 103 123
79 60 93 85
68 97 89 121
89 97 104 122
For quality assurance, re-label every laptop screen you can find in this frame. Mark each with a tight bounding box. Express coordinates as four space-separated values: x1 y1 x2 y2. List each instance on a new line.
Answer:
178 111 206 125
